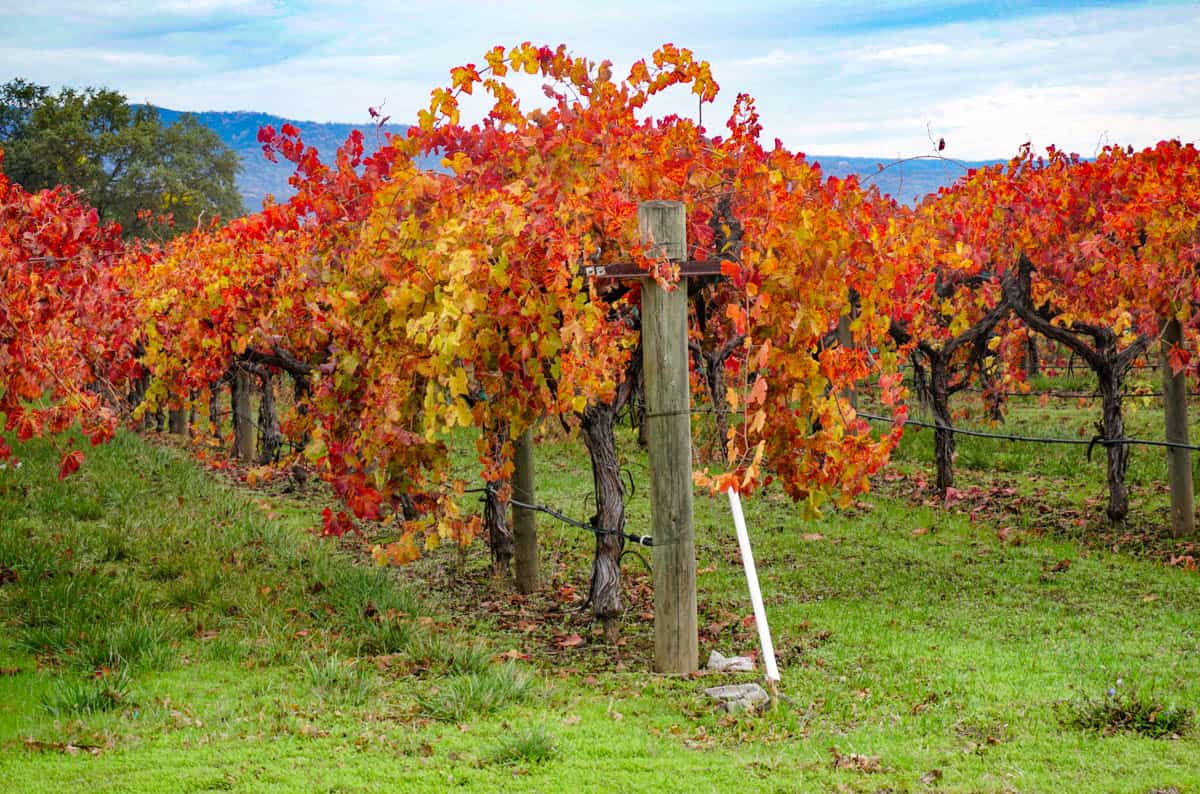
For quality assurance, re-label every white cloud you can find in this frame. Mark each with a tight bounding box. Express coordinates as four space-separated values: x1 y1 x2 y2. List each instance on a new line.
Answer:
2 47 202 74
3 1 1199 159
742 48 822 68
861 43 952 61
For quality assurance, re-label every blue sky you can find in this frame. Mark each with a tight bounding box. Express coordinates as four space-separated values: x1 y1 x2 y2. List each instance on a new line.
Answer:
2 0 1198 159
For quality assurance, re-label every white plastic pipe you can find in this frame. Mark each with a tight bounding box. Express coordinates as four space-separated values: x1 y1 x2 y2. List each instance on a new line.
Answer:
727 487 780 683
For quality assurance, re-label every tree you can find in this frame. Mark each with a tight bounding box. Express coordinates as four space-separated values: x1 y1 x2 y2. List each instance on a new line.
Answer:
0 79 243 238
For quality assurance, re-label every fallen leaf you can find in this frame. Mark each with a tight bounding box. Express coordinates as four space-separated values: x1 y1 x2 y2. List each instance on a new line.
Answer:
911 527 929 537
556 634 585 648
1168 554 1197 570
801 533 825 541
830 746 881 773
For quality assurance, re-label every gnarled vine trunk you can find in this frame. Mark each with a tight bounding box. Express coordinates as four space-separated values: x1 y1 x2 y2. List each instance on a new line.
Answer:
1025 336 1040 378
1097 367 1130 522
257 371 283 464
928 354 955 494
1004 255 1148 522
483 429 514 580
581 399 625 644
209 380 224 442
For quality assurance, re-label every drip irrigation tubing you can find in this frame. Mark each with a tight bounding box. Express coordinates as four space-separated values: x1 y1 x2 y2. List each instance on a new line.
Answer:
856 410 1200 455
956 387 1200 399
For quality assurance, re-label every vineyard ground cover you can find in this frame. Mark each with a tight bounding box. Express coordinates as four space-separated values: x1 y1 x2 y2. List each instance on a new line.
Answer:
0 400 1197 792
885 368 1200 557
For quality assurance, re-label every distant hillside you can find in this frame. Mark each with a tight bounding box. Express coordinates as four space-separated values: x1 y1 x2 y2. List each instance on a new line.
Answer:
147 107 425 210
810 155 1004 205
147 107 1000 210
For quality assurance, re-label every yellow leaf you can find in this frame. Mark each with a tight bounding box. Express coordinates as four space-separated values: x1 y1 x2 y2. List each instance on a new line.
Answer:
454 400 473 427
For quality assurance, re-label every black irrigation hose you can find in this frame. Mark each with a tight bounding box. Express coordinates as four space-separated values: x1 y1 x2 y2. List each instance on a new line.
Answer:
856 410 1200 456
958 387 1200 399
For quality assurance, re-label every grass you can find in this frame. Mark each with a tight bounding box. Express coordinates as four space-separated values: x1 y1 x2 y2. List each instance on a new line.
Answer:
485 726 557 766
1059 679 1193 739
40 670 134 718
0 375 1197 792
416 664 532 722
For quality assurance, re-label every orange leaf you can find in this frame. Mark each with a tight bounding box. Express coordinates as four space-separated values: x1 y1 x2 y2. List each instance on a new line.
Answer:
748 376 767 406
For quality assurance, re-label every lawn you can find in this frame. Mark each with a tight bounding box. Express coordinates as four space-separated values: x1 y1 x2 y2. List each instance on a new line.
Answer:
1 379 1198 793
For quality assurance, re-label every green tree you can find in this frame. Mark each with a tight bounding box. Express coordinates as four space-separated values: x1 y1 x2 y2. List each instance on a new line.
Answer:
0 79 243 239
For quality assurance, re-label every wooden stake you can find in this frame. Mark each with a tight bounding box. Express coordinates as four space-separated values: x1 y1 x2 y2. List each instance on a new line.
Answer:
640 200 698 675
1161 318 1195 537
836 313 857 410
232 367 255 462
512 428 539 593
168 407 187 436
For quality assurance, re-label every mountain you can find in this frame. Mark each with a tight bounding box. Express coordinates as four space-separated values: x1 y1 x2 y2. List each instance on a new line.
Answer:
147 107 425 210
808 155 1003 205
147 107 1001 210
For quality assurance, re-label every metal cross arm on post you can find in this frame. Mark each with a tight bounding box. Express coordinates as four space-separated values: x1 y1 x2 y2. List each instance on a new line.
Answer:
581 258 726 280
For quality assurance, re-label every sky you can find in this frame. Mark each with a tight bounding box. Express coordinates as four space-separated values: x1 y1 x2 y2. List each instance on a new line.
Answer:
2 0 1198 160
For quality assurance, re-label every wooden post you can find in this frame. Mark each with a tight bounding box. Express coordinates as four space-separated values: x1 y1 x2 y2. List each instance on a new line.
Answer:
836 313 857 410
640 200 698 675
232 367 255 462
1161 318 1194 537
512 428 539 594
168 406 187 436
209 387 223 443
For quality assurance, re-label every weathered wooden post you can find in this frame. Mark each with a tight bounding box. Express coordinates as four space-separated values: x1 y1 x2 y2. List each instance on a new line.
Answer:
639 201 698 675
232 366 255 461
512 428 539 593
1161 318 1194 537
168 404 188 436
836 313 857 410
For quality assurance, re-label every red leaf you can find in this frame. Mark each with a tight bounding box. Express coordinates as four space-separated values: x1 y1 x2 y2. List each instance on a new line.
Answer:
58 450 84 480
1167 344 1191 375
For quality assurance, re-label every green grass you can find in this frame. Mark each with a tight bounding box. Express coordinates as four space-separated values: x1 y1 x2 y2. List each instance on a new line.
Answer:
0 388 1198 792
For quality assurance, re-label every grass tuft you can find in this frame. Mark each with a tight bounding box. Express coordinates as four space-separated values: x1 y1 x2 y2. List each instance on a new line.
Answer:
41 670 133 718
485 726 557 766
301 652 378 706
416 664 531 722
1060 681 1193 738
406 633 493 675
